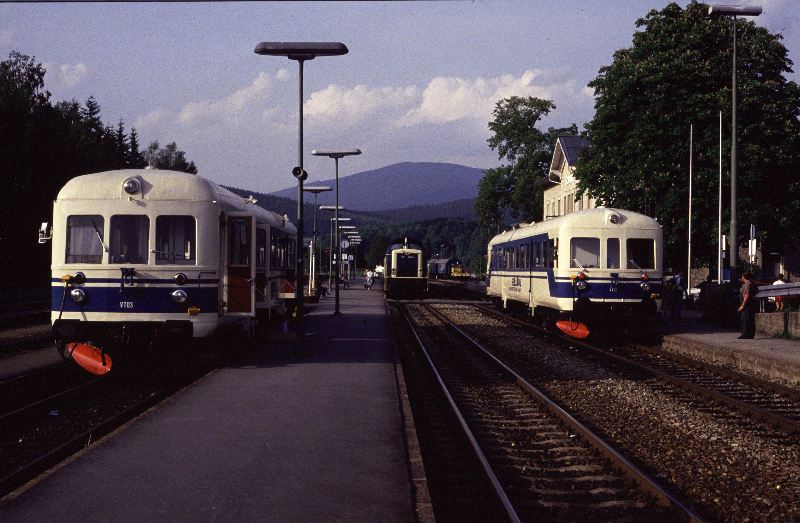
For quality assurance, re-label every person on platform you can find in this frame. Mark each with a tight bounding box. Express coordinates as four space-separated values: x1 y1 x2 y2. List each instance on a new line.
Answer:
671 272 685 320
772 274 786 311
737 272 758 339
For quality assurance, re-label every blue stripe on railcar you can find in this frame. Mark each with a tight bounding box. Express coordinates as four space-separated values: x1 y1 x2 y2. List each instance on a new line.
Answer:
51 278 220 285
492 269 662 300
52 285 219 313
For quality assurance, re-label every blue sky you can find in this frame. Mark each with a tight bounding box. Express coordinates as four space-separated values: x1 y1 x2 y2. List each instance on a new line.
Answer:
2 1 797 193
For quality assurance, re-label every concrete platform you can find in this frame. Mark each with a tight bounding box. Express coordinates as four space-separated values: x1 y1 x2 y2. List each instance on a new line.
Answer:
0 286 415 521
661 310 800 386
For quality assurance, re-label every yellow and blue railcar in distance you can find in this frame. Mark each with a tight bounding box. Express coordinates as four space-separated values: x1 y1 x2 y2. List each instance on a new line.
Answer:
486 208 662 338
46 169 296 363
384 237 427 299
427 257 464 279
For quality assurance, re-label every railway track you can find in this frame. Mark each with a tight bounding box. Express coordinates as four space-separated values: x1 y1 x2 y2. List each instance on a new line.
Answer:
398 302 698 521
0 343 227 498
480 305 800 434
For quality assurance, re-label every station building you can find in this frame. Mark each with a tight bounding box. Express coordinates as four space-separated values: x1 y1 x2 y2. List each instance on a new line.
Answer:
540 136 594 219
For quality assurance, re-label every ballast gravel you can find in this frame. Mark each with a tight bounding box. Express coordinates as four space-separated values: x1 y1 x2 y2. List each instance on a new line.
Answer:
434 304 800 522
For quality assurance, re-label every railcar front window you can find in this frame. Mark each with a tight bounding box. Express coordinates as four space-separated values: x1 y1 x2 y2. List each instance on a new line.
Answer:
110 215 149 264
570 237 599 268
155 216 196 265
607 238 620 269
627 238 655 270
396 253 418 277
66 215 104 264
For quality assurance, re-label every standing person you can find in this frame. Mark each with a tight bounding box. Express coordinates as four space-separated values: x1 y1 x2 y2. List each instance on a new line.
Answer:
737 272 758 339
671 272 685 320
772 274 786 311
366 268 374 291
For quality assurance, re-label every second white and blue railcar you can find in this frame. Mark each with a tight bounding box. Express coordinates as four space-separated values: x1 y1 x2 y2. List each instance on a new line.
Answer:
486 208 662 336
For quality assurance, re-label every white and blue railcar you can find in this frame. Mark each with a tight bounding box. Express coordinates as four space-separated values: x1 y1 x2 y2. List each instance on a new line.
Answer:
486 208 662 337
49 169 296 349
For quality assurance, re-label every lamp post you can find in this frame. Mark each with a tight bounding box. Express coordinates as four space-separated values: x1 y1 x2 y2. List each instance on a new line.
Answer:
254 41 348 332
312 149 362 315
708 4 762 277
339 225 356 290
303 186 332 294
320 206 345 290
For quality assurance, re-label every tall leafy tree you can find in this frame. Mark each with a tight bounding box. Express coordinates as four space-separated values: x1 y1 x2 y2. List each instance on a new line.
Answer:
576 2 800 271
475 95 578 227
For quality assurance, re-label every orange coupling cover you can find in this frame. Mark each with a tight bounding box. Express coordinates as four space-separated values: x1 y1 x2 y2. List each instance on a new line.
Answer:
556 320 590 339
69 343 113 375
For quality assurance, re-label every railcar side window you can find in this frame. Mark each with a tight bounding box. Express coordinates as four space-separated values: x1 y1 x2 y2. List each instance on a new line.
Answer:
110 215 149 264
155 216 196 265
607 238 620 269
256 228 267 268
229 218 250 266
627 239 655 270
571 237 600 268
66 215 104 264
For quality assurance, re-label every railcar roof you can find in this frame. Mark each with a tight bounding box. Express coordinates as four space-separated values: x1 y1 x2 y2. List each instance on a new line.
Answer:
488 208 660 245
56 169 296 233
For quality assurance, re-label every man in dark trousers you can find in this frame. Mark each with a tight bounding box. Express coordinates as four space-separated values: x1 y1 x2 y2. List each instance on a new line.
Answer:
737 272 758 339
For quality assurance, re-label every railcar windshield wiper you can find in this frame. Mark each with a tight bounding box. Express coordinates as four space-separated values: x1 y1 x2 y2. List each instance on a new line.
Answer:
573 258 588 272
629 258 646 276
91 218 109 252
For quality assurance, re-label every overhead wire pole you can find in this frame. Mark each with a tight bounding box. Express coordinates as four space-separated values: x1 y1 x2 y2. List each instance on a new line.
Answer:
719 111 723 283
708 4 762 278
688 124 693 288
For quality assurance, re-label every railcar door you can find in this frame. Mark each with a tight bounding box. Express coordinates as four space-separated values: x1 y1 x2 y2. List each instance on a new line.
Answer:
225 214 255 315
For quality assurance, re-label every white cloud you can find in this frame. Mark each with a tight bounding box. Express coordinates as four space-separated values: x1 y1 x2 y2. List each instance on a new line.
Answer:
59 62 90 87
399 70 587 127
135 108 171 129
275 68 290 81
304 83 418 123
177 72 274 125
0 28 13 47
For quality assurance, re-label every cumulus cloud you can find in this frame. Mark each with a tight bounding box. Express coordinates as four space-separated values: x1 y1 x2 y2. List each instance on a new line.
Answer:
301 69 593 132
304 84 418 123
59 62 90 87
400 70 586 127
177 71 275 125
135 108 171 129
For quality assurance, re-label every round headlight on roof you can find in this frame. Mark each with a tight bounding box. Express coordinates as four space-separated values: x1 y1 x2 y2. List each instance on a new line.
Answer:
123 178 141 195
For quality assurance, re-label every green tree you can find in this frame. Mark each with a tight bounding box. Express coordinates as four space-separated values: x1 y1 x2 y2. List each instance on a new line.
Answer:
475 96 578 227
576 2 800 271
145 140 198 174
128 127 145 167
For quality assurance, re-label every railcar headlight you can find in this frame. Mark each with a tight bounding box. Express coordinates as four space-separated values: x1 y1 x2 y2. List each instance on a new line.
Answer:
171 289 188 304
640 281 651 292
174 273 187 286
70 288 87 304
123 178 141 195
575 279 588 291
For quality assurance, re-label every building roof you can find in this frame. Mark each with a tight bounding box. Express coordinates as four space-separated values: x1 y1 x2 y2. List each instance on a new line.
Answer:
558 135 590 165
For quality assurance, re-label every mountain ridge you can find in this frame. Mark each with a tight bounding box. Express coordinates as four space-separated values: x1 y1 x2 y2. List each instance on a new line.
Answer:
270 161 487 212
